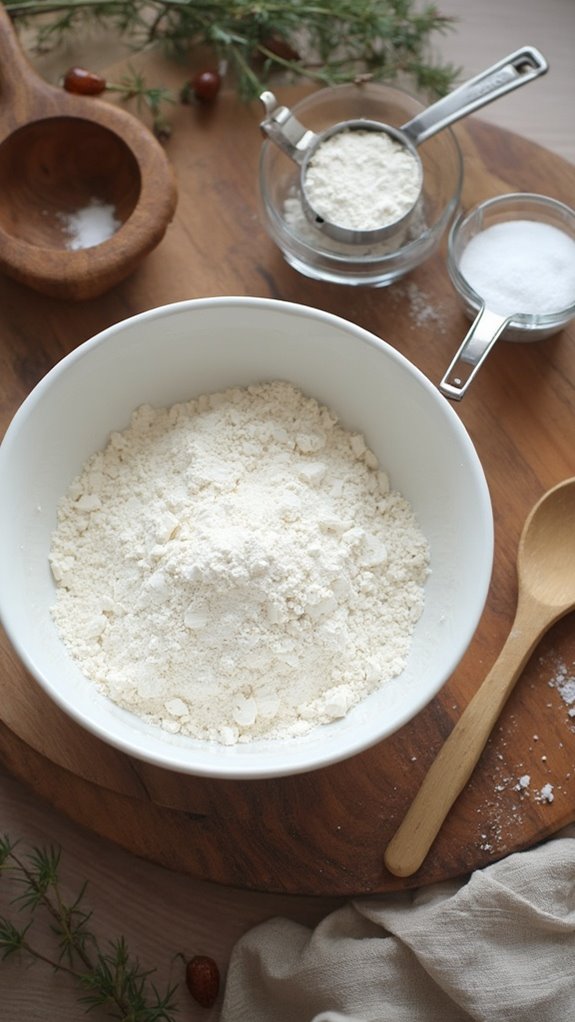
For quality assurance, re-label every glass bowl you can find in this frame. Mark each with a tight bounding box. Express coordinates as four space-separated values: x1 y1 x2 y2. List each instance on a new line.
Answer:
259 82 463 287
440 193 575 400
447 193 575 342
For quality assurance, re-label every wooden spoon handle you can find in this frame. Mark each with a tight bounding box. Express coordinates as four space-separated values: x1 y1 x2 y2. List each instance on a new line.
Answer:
384 597 548 878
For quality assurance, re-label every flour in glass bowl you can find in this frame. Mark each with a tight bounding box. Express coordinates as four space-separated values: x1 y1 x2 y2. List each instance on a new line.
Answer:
49 381 429 746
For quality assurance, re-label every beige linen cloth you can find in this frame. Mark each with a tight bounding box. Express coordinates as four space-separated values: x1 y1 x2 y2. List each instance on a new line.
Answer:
220 826 575 1021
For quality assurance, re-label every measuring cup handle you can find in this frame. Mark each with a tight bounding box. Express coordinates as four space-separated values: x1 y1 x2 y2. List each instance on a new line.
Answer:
402 46 548 147
439 306 511 400
259 91 317 165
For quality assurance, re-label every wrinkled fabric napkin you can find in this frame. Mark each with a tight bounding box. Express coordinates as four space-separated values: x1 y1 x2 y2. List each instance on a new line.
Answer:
220 826 575 1021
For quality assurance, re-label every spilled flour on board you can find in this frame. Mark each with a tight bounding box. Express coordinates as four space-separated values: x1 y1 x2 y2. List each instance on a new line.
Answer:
475 649 575 854
548 656 575 717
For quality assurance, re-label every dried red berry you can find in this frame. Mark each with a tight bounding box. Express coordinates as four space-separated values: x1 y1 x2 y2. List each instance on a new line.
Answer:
261 35 301 62
190 69 222 102
62 67 107 96
185 955 220 1009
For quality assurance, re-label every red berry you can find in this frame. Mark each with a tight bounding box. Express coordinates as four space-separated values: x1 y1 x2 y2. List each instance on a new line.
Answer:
185 955 220 1008
191 69 221 102
62 67 107 96
262 36 300 62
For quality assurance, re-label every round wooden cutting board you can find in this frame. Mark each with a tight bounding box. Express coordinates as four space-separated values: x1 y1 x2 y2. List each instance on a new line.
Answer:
1 60 574 896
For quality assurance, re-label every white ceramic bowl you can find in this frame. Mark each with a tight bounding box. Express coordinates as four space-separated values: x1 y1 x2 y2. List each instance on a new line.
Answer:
0 297 493 778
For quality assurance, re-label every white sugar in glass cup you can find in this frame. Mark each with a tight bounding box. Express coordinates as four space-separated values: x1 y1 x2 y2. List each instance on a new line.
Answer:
440 193 575 400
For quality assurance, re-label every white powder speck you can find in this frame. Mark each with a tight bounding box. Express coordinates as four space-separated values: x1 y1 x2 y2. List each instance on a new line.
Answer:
536 783 555 803
516 774 531 790
58 197 121 250
556 676 575 704
49 381 429 745
395 282 447 332
546 655 575 717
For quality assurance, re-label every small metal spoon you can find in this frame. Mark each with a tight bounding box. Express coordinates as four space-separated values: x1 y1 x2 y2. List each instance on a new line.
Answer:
384 477 575 878
260 46 548 246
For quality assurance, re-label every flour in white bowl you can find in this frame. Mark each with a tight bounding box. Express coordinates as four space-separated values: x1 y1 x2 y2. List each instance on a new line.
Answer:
49 381 429 745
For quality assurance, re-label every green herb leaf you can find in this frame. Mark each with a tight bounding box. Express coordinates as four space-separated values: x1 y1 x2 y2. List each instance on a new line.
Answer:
6 0 459 122
0 838 181 1022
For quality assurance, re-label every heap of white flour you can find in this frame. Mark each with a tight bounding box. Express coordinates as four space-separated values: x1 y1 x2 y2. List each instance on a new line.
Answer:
50 381 429 745
304 128 420 232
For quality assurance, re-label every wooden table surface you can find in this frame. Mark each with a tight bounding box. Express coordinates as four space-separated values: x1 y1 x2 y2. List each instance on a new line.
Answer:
1 3 574 1017
2 68 575 894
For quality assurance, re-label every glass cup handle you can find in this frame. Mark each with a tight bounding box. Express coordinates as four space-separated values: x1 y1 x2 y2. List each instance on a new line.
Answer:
439 306 512 400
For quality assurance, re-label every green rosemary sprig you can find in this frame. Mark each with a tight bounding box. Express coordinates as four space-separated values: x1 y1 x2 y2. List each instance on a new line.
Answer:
0 835 179 1022
5 0 459 101
106 66 176 138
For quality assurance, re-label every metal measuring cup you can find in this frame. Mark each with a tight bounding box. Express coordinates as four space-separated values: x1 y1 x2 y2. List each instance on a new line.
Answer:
439 194 575 401
260 47 548 247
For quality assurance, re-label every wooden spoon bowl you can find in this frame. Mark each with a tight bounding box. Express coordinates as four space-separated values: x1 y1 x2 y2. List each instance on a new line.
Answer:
0 7 177 300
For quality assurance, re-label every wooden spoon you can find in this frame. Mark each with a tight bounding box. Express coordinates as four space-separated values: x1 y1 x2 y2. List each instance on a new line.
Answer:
0 6 177 300
384 476 575 878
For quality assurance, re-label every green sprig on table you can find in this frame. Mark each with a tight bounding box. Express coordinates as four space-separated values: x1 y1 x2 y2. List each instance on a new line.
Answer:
5 0 459 100
0 835 180 1022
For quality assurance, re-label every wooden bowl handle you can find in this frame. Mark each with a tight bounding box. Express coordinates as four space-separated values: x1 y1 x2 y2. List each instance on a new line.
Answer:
0 6 41 106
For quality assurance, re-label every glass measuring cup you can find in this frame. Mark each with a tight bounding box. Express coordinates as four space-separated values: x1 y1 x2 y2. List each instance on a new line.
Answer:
439 194 575 401
260 47 547 247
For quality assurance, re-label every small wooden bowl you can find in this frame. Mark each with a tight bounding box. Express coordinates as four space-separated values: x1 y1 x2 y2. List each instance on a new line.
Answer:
0 7 178 300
